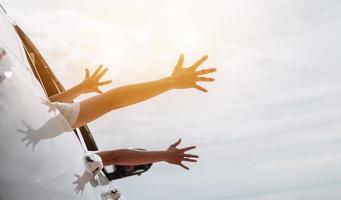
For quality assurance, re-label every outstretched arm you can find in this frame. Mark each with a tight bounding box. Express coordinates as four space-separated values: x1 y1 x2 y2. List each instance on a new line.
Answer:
49 65 112 103
96 139 198 170
107 54 217 108
73 54 216 128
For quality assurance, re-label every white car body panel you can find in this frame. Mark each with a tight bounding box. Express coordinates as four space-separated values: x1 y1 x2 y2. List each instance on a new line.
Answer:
0 6 102 200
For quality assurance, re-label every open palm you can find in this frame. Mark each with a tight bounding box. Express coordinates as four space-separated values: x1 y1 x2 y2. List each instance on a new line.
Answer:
81 65 112 94
166 139 199 170
171 54 217 92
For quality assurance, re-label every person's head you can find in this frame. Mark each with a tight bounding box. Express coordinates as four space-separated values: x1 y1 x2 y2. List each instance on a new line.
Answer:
0 48 6 61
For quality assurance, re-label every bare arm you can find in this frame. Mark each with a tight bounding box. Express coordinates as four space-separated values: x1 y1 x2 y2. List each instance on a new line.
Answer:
96 139 199 170
73 55 216 128
97 149 168 166
49 65 112 103
95 54 216 109
49 83 85 103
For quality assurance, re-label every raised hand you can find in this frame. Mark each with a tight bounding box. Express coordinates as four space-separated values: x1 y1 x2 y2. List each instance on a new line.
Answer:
72 172 93 195
80 65 112 94
40 97 57 113
171 54 216 92
165 139 199 170
17 121 39 151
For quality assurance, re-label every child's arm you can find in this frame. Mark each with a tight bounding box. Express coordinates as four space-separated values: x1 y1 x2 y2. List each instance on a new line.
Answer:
96 139 198 170
49 65 112 103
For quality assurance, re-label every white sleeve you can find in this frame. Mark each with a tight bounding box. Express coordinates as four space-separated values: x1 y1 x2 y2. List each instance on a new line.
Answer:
53 102 80 127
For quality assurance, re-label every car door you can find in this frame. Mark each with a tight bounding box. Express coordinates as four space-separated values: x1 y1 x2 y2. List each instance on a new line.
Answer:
0 6 97 200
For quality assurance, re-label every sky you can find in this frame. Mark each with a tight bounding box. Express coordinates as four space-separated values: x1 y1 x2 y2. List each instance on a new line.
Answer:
2 0 341 199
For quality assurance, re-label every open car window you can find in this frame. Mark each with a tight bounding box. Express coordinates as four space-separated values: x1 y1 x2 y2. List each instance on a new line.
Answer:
14 24 153 181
